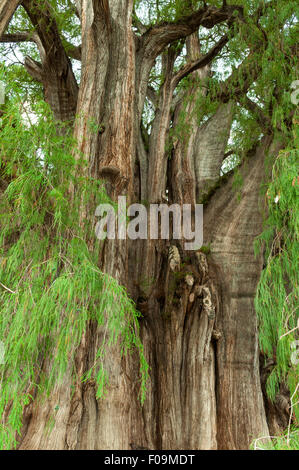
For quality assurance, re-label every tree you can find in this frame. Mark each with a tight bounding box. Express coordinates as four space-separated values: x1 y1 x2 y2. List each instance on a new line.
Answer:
0 0 298 450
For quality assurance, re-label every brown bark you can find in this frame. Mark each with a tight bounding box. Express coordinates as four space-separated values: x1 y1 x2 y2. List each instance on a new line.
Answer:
0 0 21 37
22 0 79 123
19 136 284 450
204 137 285 449
2 0 291 451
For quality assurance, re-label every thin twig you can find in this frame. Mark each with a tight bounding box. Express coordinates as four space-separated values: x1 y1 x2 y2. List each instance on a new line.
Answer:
0 281 16 294
287 382 299 446
279 324 299 340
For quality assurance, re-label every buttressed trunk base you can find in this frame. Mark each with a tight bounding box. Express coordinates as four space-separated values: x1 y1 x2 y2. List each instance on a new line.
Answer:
0 0 291 451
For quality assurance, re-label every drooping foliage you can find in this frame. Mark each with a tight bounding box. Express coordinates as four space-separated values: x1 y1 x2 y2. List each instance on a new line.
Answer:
255 119 299 423
0 0 298 450
0 75 148 449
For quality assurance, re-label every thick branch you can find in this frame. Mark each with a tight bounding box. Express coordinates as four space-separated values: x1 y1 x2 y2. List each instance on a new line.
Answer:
64 43 82 61
24 56 43 82
22 0 78 122
141 4 243 61
1 31 46 61
0 32 34 43
0 32 82 61
194 102 234 200
22 0 63 52
0 0 21 37
147 47 178 203
136 4 242 123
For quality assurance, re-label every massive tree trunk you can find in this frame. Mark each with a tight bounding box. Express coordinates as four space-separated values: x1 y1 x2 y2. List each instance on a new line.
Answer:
204 137 285 449
1 0 293 450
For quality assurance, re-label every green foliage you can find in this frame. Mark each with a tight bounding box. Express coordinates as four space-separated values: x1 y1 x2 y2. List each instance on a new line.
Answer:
199 244 211 255
0 0 298 451
251 428 299 450
0 78 148 450
254 119 299 439
135 0 199 24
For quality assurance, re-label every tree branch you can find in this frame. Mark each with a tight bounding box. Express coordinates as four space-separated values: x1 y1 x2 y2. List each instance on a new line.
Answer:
0 32 34 43
146 85 158 107
239 95 272 132
217 48 264 103
172 33 229 87
24 56 43 82
64 43 82 61
1 31 46 61
136 3 243 121
21 0 79 122
0 32 82 61
141 4 243 61
0 0 21 37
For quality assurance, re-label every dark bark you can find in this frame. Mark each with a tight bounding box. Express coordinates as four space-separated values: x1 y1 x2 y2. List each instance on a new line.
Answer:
22 0 79 122
204 137 285 449
1 0 291 450
0 0 21 37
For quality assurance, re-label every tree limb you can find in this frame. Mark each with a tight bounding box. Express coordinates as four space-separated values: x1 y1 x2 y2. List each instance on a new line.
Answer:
64 43 82 61
146 85 158 107
0 32 82 61
172 33 229 87
21 0 79 122
1 31 46 61
141 4 243 61
136 3 242 120
24 56 43 82
0 0 21 37
239 95 272 132
0 32 35 43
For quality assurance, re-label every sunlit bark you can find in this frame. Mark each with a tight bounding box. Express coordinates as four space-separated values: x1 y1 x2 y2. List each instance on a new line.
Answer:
1 0 291 450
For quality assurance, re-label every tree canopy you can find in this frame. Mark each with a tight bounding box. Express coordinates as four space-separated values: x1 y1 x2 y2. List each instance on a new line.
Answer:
0 0 298 450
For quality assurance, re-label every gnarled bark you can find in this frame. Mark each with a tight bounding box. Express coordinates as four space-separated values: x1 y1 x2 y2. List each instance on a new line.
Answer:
22 0 79 122
0 0 21 37
2 0 292 451
204 137 285 449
